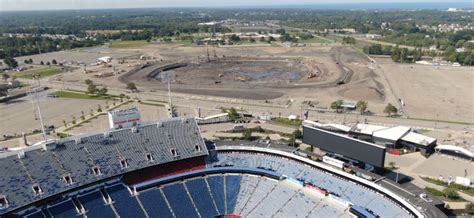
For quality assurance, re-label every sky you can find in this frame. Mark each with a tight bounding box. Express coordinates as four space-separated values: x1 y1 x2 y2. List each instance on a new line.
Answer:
0 0 472 11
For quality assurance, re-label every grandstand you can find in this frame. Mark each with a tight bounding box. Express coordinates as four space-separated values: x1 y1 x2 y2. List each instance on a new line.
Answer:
0 118 428 217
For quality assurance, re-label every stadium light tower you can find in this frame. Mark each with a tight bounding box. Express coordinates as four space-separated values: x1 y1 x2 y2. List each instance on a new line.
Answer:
29 87 47 141
161 71 177 117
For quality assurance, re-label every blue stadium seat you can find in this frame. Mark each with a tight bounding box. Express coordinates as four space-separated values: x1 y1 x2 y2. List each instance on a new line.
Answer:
162 183 199 218
106 184 146 218
225 175 241 214
22 209 45 218
185 178 219 217
138 188 173 218
48 199 79 218
206 176 225 214
78 191 116 218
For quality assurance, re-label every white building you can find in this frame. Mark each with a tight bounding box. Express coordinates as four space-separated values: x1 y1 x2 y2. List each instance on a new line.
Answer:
98 56 112 63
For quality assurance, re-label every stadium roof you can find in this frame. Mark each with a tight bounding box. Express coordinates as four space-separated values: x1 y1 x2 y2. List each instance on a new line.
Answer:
0 117 207 215
401 132 437 146
372 126 411 141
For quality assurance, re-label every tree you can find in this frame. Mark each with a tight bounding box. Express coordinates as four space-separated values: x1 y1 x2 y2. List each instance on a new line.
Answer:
52 59 57 65
2 73 10 81
448 53 458 62
242 129 252 140
87 83 97 94
226 107 240 121
98 87 108 96
28 58 33 64
63 120 67 127
85 79 93 85
229 34 240 42
466 202 474 214
4 56 18 68
46 61 51 66
330 100 344 112
464 54 472 66
126 82 137 91
442 187 460 200
384 103 398 116
293 129 303 139
388 161 396 169
356 101 368 114
40 61 44 65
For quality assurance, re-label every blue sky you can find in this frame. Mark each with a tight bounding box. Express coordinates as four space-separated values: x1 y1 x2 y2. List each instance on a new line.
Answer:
0 0 471 11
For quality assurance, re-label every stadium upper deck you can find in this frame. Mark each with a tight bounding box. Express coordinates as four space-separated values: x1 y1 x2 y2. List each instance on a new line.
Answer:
0 118 207 215
0 117 433 218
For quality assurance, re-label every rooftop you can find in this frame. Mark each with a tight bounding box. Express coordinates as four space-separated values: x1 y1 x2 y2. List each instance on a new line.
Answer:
372 126 411 141
351 123 389 135
401 132 437 146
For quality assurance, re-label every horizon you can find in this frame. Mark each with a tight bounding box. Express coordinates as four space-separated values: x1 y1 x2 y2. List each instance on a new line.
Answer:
1 1 472 12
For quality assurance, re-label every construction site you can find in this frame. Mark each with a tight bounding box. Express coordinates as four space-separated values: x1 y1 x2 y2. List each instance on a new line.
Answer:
1 39 472 144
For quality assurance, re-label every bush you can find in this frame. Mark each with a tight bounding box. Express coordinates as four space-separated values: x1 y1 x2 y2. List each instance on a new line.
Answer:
242 129 252 140
293 129 303 139
466 202 474 214
443 187 461 200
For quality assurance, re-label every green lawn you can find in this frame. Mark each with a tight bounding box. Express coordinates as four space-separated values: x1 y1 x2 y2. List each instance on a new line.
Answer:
53 91 113 100
139 102 166 107
109 40 149 48
271 117 303 127
16 66 63 79
422 177 474 196
300 36 332 44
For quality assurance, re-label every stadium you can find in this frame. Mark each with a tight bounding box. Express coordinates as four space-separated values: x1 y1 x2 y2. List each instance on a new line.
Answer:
0 118 424 218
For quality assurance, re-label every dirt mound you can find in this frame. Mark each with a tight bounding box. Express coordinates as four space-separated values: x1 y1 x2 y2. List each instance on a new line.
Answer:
338 78 385 102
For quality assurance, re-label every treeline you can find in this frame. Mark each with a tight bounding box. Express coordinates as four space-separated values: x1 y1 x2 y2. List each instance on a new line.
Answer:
0 36 103 59
363 44 473 65
363 44 423 63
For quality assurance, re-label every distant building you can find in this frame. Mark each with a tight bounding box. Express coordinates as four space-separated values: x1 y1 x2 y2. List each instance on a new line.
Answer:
341 102 356 110
366 34 383 39
98 56 112 63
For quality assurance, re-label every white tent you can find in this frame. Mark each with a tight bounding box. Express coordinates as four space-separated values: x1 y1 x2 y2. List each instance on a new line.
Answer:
435 144 474 159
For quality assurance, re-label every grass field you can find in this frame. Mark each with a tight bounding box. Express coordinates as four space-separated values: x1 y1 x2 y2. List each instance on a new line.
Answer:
16 66 63 79
53 91 113 100
300 36 333 44
139 102 166 107
109 40 149 48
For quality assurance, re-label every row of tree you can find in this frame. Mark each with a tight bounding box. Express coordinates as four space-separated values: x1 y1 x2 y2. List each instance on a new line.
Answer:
85 79 108 96
331 100 398 116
